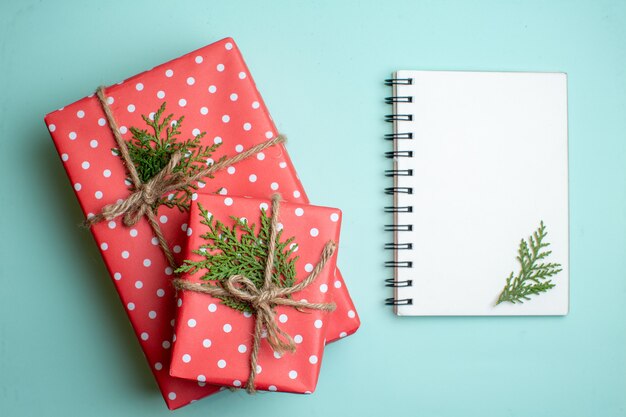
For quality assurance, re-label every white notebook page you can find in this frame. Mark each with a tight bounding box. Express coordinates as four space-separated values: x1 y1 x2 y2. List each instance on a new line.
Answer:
392 70 569 316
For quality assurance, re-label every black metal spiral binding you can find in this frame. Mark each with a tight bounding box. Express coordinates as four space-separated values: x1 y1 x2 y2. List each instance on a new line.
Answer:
384 243 413 250
384 169 413 177
384 78 413 86
384 206 413 213
385 114 412 122
385 278 413 287
385 76 415 308
385 96 413 104
384 132 413 140
384 224 412 232
385 150 413 158
384 187 413 195
385 261 413 269
385 298 413 306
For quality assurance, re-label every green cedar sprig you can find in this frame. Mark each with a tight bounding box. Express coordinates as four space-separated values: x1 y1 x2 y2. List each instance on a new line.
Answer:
175 203 300 313
496 221 562 305
114 102 223 212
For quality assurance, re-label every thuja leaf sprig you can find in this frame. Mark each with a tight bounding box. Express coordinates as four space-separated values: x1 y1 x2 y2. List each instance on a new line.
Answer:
496 221 562 305
114 102 223 212
175 204 300 313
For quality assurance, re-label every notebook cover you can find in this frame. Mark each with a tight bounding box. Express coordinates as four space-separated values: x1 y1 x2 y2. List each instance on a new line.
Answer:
391 70 569 316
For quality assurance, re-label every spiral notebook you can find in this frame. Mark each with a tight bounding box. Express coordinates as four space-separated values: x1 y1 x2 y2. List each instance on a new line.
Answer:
384 70 569 316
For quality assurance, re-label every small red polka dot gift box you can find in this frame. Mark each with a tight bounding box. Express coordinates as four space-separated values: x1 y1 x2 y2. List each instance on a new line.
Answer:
170 194 344 393
44 37 359 409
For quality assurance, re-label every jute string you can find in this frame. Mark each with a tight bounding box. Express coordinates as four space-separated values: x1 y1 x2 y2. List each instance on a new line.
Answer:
173 195 336 393
87 86 286 268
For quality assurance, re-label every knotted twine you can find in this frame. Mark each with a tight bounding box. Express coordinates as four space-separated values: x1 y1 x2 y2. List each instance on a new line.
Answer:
173 195 337 393
87 86 286 269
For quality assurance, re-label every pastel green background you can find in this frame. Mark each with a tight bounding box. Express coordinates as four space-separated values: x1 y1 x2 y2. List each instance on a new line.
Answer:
1 0 625 416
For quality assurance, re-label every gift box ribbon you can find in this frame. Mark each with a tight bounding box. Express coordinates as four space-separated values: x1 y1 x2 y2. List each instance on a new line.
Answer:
85 86 286 268
173 195 337 393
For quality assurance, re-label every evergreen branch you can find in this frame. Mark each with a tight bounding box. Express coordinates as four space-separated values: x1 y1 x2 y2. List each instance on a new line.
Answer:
114 102 221 212
496 221 562 305
175 203 300 312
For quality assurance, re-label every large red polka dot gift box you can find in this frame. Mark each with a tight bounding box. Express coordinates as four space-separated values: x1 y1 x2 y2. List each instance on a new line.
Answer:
170 194 344 393
44 37 360 410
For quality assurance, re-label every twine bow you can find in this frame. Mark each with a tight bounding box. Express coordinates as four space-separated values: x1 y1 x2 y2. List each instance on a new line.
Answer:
173 195 336 393
101 151 185 227
87 86 286 268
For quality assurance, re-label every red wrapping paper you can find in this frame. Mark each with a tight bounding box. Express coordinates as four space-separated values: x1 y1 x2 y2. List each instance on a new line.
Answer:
44 37 359 409
171 196 341 393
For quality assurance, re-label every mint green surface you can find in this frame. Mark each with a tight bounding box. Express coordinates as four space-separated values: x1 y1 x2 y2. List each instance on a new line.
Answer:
1 1 625 416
